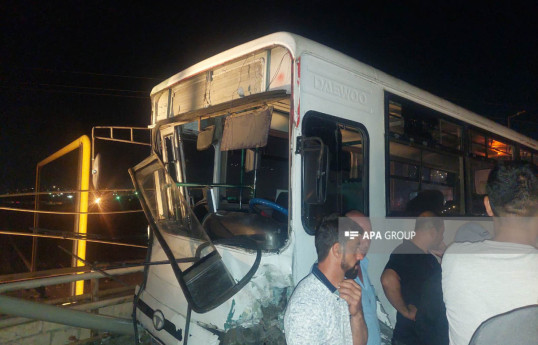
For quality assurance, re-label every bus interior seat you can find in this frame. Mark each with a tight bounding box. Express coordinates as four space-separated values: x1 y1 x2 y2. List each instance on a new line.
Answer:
468 305 538 345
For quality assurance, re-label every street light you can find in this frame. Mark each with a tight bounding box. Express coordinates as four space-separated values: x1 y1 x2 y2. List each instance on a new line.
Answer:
507 110 526 129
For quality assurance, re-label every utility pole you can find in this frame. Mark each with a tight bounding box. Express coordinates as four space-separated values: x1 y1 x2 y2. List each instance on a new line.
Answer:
507 110 526 129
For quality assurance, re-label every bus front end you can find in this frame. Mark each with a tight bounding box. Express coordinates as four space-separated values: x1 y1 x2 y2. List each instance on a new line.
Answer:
130 44 295 344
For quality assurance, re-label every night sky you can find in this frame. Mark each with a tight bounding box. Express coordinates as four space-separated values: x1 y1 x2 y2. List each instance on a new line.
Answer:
1 1 537 193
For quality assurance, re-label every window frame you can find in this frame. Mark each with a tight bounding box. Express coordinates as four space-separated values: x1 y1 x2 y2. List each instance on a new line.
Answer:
301 110 370 235
384 92 535 217
465 127 519 215
467 128 516 162
384 92 465 216
517 145 538 165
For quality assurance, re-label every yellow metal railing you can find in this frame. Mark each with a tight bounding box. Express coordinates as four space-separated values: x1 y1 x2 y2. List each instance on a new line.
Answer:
32 135 91 295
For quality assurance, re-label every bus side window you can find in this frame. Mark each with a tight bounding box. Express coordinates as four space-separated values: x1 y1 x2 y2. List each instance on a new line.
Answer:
387 95 464 216
301 112 368 234
520 147 538 167
468 130 514 215
520 149 533 163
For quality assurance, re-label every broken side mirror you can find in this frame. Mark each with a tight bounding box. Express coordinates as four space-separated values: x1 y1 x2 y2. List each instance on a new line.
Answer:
297 136 329 204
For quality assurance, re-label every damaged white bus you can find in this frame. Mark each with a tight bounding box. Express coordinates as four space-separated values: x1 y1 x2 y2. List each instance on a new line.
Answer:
128 32 538 344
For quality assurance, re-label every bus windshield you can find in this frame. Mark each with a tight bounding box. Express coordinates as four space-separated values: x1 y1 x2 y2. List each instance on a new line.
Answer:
157 106 290 250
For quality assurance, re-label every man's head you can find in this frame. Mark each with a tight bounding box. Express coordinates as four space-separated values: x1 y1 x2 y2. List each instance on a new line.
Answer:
454 222 492 243
405 189 445 217
345 210 372 256
315 214 364 276
484 161 538 217
414 211 445 250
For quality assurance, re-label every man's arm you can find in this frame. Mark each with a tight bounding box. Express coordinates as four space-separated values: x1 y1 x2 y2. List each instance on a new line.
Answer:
339 279 368 345
380 269 416 320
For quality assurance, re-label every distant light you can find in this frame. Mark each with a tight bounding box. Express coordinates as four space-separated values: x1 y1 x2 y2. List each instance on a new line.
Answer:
67 195 73 199
115 195 121 201
134 191 139 195
94 197 101 205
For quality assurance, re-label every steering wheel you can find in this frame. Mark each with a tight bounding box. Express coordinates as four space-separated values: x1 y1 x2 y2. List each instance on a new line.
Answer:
249 198 288 217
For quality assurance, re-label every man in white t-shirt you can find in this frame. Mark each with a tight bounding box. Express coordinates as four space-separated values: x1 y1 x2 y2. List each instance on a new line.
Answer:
442 161 538 345
285 215 368 345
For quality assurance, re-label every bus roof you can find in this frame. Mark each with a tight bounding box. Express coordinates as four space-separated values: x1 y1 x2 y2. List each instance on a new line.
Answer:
151 32 538 150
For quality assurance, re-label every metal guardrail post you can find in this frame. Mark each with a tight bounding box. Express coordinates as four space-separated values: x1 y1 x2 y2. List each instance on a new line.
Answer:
91 278 99 303
90 277 100 338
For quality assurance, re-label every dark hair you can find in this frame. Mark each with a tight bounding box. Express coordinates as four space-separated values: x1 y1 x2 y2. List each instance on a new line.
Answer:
405 189 445 217
315 213 363 262
486 160 538 216
414 214 444 232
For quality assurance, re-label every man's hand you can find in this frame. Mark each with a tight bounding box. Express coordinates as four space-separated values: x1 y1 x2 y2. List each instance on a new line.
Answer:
340 279 368 345
404 304 417 321
338 279 363 317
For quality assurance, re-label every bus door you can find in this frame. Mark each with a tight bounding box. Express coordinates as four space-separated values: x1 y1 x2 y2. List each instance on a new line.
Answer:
292 53 383 282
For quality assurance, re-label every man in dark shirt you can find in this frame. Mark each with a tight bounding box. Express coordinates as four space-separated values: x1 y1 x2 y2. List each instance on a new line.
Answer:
415 270 448 345
381 212 445 345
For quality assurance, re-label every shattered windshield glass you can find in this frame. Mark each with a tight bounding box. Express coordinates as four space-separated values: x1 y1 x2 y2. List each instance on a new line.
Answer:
150 107 290 251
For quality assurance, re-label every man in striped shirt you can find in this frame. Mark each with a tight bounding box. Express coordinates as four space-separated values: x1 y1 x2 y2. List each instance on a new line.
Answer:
285 215 368 345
